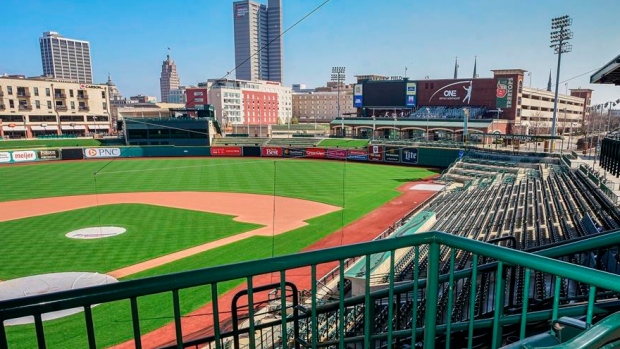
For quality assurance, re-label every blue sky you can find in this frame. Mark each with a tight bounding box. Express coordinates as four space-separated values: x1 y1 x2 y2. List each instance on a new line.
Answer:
1 0 619 104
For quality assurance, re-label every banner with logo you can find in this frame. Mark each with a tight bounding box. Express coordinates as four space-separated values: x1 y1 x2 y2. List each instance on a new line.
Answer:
11 150 37 162
384 147 401 163
327 149 347 159
347 149 368 161
353 84 363 107
305 148 326 159
210 146 242 156
401 148 418 164
261 147 283 157
368 145 383 162
283 148 306 158
38 150 61 160
406 82 417 107
84 148 121 158
496 78 514 109
0 152 10 163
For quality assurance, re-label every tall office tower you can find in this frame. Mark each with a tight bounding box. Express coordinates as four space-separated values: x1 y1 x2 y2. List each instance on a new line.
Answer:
39 31 93 83
233 0 283 83
160 50 180 103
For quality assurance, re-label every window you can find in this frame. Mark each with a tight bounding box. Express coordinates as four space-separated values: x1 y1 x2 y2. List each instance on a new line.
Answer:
195 98 204 103
69 89 74 97
35 100 41 109
47 101 52 109
194 91 203 96
70 101 75 109
7 86 12 95
102 102 107 109
34 87 39 96
9 100 14 108
101 91 106 98
45 88 51 97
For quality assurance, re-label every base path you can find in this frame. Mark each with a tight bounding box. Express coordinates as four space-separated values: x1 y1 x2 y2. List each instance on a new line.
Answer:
114 178 440 349
0 192 341 279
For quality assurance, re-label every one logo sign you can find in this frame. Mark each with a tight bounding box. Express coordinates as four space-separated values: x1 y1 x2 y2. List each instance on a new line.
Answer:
429 80 473 104
401 148 418 164
11 150 37 162
84 148 121 158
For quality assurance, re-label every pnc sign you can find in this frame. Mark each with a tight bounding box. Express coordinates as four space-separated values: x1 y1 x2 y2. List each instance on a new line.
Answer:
84 148 121 158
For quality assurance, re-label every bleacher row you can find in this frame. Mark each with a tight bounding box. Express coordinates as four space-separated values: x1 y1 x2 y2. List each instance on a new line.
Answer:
336 155 620 347
211 137 321 148
408 106 488 119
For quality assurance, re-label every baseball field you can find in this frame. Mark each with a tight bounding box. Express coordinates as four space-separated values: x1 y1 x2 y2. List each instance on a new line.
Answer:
0 157 437 348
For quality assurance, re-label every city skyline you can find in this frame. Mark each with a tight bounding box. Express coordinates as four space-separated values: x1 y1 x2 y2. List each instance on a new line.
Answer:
0 0 619 104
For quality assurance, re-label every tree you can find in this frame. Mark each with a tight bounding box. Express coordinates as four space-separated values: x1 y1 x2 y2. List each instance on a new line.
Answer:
291 116 299 125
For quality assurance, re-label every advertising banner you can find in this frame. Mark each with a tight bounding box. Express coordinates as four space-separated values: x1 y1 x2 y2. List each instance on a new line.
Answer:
283 148 306 158
368 145 383 162
347 149 368 161
353 84 363 107
384 146 401 163
38 149 61 160
210 146 242 156
305 148 326 159
327 149 347 159
401 148 419 164
496 78 514 108
0 152 10 163
85 148 121 158
12 150 37 162
406 82 417 107
261 147 283 157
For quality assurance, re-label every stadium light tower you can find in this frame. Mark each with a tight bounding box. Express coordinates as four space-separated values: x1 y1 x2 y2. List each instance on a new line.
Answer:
331 67 346 136
550 15 573 150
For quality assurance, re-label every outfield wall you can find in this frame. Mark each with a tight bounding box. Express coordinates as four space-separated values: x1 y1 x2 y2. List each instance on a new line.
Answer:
0 145 463 168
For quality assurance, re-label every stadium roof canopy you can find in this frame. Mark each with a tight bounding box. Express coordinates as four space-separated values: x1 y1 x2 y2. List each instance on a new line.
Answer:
591 53 620 85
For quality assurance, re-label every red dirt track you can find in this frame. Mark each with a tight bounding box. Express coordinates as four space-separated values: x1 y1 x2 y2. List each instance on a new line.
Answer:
111 178 439 349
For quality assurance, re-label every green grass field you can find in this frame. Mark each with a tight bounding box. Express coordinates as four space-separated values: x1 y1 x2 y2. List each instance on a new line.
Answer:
317 138 369 148
0 157 437 348
0 138 102 150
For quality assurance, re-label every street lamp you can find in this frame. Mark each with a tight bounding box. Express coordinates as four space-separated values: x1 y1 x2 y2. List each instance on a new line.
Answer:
425 107 430 141
550 15 573 151
331 66 346 137
527 72 532 87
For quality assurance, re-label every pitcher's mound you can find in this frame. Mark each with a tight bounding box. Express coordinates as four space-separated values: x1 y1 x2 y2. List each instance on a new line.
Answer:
66 226 126 239
0 272 118 325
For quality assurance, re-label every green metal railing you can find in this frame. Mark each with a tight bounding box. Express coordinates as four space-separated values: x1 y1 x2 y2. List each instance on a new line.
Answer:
3 231 620 349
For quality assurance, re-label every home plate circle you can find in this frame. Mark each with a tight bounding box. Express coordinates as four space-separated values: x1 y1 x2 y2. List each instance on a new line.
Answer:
66 226 126 239
0 272 118 325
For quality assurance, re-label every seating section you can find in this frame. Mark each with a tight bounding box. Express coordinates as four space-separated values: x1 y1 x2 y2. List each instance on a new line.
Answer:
409 106 488 119
211 137 270 146
266 137 320 147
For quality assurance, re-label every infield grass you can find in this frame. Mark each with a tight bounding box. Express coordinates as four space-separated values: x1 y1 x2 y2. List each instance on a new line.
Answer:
0 157 437 348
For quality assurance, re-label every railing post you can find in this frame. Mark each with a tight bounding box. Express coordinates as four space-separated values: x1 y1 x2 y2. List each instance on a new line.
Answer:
423 241 440 349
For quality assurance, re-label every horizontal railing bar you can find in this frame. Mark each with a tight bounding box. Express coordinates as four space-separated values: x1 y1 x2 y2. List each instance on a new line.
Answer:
2 231 620 321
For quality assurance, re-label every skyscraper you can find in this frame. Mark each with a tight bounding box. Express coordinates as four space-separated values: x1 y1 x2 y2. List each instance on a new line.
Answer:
160 50 180 103
233 0 283 83
39 31 93 83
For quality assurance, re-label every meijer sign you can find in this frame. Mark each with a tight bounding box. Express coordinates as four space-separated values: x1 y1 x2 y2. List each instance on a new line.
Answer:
85 148 121 158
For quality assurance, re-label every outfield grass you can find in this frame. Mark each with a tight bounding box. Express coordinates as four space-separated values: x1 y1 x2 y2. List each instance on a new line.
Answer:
0 138 102 150
317 138 369 148
0 204 261 280
0 157 437 348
